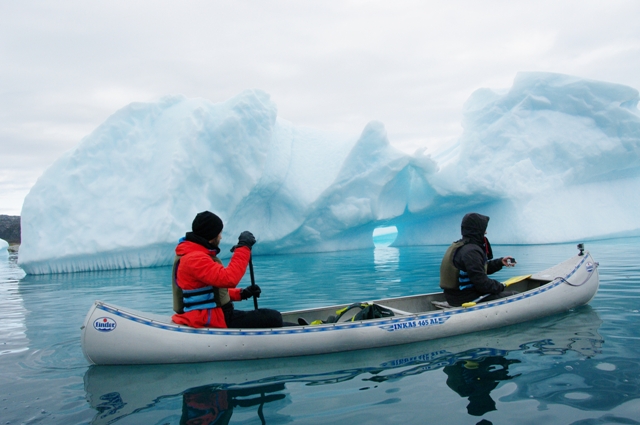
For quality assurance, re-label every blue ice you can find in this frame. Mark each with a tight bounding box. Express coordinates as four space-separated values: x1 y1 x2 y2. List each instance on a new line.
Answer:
18 72 640 274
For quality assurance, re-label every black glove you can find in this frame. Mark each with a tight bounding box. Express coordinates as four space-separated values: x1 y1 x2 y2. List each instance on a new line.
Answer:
231 231 256 252
241 285 261 300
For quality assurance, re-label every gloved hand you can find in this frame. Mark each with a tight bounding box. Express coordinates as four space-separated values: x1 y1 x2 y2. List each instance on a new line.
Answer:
241 284 261 300
231 231 256 252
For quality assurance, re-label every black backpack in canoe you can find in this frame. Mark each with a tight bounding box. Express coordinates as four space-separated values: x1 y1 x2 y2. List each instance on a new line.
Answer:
325 303 395 323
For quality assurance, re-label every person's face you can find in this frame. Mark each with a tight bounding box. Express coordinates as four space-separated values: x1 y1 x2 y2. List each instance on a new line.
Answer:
209 232 222 247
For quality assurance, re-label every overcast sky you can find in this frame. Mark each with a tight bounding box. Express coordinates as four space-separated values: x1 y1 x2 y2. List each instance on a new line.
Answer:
1 0 639 215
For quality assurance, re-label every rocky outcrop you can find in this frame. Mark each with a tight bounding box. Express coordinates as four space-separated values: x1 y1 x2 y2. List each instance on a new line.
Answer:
0 215 20 244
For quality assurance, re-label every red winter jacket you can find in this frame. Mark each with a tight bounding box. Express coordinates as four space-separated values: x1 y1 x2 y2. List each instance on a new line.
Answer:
171 241 251 328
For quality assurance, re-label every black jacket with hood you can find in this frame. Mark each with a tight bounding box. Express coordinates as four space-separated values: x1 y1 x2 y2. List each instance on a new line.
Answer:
445 213 505 305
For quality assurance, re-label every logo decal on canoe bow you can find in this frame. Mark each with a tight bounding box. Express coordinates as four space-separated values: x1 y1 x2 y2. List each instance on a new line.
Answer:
381 316 449 331
93 317 117 332
586 262 594 272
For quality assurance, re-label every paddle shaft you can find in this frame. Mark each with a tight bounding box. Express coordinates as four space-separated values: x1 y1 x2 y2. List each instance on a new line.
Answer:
462 293 490 308
249 256 258 310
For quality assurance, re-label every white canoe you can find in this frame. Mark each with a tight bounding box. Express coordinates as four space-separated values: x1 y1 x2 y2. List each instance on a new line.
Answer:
85 307 603 425
81 249 599 365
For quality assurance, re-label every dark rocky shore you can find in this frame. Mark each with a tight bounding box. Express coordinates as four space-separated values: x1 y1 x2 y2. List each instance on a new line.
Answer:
0 215 20 245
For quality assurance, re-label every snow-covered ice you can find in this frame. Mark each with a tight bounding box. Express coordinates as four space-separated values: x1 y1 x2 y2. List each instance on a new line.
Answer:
0 238 8 257
18 72 640 274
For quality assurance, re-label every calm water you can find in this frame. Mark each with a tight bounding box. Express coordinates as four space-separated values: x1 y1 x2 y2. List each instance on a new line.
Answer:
1 238 639 425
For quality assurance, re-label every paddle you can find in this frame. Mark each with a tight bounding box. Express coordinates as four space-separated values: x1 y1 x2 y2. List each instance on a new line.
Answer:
461 274 532 308
249 256 259 310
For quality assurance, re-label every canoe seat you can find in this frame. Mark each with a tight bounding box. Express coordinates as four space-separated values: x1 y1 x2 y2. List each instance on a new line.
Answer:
431 300 452 309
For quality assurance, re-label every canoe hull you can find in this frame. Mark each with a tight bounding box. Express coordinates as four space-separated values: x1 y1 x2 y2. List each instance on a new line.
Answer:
81 251 599 365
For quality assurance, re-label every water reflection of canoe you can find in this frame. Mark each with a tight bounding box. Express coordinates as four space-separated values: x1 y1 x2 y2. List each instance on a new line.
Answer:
84 307 604 425
81 249 599 365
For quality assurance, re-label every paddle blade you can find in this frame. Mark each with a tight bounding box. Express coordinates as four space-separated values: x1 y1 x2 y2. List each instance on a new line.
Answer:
503 274 532 287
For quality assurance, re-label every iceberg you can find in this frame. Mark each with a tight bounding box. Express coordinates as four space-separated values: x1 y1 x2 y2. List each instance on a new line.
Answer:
18 72 640 274
0 238 8 257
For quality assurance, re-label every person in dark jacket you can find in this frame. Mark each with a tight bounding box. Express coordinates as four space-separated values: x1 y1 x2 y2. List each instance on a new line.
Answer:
439 213 517 307
171 211 284 328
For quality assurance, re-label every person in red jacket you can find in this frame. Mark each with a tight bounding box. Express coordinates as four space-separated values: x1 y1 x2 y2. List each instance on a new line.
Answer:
171 211 284 328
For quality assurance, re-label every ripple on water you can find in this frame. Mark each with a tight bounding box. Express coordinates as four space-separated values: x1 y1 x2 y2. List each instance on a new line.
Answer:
20 338 88 372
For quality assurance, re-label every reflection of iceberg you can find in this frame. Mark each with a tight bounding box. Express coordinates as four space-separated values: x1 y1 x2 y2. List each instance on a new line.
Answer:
373 246 399 271
0 253 28 356
373 246 401 290
84 307 603 424
372 247 401 292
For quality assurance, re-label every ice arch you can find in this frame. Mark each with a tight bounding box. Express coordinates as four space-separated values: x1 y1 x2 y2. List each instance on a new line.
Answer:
373 226 398 248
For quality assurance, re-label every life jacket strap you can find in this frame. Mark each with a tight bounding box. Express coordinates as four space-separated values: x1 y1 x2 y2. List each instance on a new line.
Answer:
182 286 218 312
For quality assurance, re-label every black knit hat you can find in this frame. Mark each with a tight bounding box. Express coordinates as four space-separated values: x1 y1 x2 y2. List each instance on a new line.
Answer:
192 211 224 241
